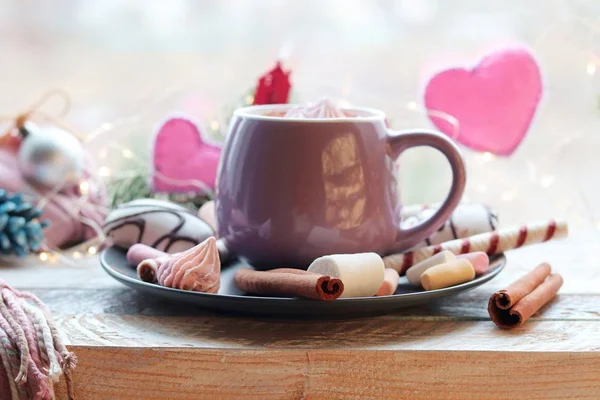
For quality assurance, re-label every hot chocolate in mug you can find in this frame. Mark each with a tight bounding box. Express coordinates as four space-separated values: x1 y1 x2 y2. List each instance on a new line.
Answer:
215 104 466 268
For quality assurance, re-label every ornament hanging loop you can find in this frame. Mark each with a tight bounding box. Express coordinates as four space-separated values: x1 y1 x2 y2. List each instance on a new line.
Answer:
0 88 82 141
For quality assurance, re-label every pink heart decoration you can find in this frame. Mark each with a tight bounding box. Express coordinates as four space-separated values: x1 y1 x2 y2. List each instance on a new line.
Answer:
424 48 542 156
152 117 221 193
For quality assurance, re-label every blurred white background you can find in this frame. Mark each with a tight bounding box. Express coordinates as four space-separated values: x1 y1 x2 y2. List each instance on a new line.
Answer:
1 0 599 231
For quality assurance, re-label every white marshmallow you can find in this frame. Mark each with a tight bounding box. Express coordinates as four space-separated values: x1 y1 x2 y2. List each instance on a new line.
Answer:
405 250 456 286
308 253 384 298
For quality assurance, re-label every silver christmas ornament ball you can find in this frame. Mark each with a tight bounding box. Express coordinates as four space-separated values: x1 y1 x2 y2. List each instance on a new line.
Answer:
18 123 85 188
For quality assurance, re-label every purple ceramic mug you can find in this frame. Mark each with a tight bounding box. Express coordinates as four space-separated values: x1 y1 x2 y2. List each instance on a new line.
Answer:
216 105 466 268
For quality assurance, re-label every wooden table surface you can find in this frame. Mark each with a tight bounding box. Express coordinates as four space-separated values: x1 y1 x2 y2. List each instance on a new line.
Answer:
2 231 600 399
2 1 600 399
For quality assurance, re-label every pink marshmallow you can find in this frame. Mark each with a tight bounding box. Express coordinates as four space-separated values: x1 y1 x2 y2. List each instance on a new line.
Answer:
127 244 168 266
457 252 490 276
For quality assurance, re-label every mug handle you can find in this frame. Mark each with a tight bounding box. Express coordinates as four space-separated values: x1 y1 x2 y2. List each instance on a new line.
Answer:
386 129 466 251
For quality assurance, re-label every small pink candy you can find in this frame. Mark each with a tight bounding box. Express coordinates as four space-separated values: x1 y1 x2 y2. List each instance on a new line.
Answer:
127 244 168 266
457 252 490 276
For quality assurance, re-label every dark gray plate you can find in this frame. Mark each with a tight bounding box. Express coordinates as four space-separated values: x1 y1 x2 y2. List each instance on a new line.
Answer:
100 246 505 317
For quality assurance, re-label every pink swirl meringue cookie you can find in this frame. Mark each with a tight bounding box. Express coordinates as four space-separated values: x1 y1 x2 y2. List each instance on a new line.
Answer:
137 236 220 293
284 99 347 118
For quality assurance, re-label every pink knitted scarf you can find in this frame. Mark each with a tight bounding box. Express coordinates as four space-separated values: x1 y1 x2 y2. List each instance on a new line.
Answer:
0 279 76 400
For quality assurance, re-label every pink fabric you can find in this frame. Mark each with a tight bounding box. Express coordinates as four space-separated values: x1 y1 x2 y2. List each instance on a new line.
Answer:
424 47 542 156
152 117 221 193
0 148 108 249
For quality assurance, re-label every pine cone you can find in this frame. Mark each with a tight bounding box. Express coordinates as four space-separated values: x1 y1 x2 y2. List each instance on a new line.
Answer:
0 189 49 257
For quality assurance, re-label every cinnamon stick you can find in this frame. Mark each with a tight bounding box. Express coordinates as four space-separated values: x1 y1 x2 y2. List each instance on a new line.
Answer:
488 263 563 329
234 268 344 301
492 263 551 310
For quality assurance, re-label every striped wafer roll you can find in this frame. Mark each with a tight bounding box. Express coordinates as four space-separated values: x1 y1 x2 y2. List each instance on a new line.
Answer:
384 220 567 275
401 202 498 247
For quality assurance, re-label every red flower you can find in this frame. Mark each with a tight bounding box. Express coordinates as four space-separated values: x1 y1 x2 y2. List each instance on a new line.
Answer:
253 62 291 105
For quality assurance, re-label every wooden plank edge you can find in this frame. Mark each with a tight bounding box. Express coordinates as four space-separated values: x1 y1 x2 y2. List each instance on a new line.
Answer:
55 315 600 351
53 347 600 400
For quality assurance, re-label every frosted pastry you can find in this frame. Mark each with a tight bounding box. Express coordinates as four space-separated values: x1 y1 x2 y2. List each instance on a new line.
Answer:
137 236 220 293
420 259 475 291
284 99 347 119
405 250 456 286
103 198 214 253
457 252 490 275
307 252 384 298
